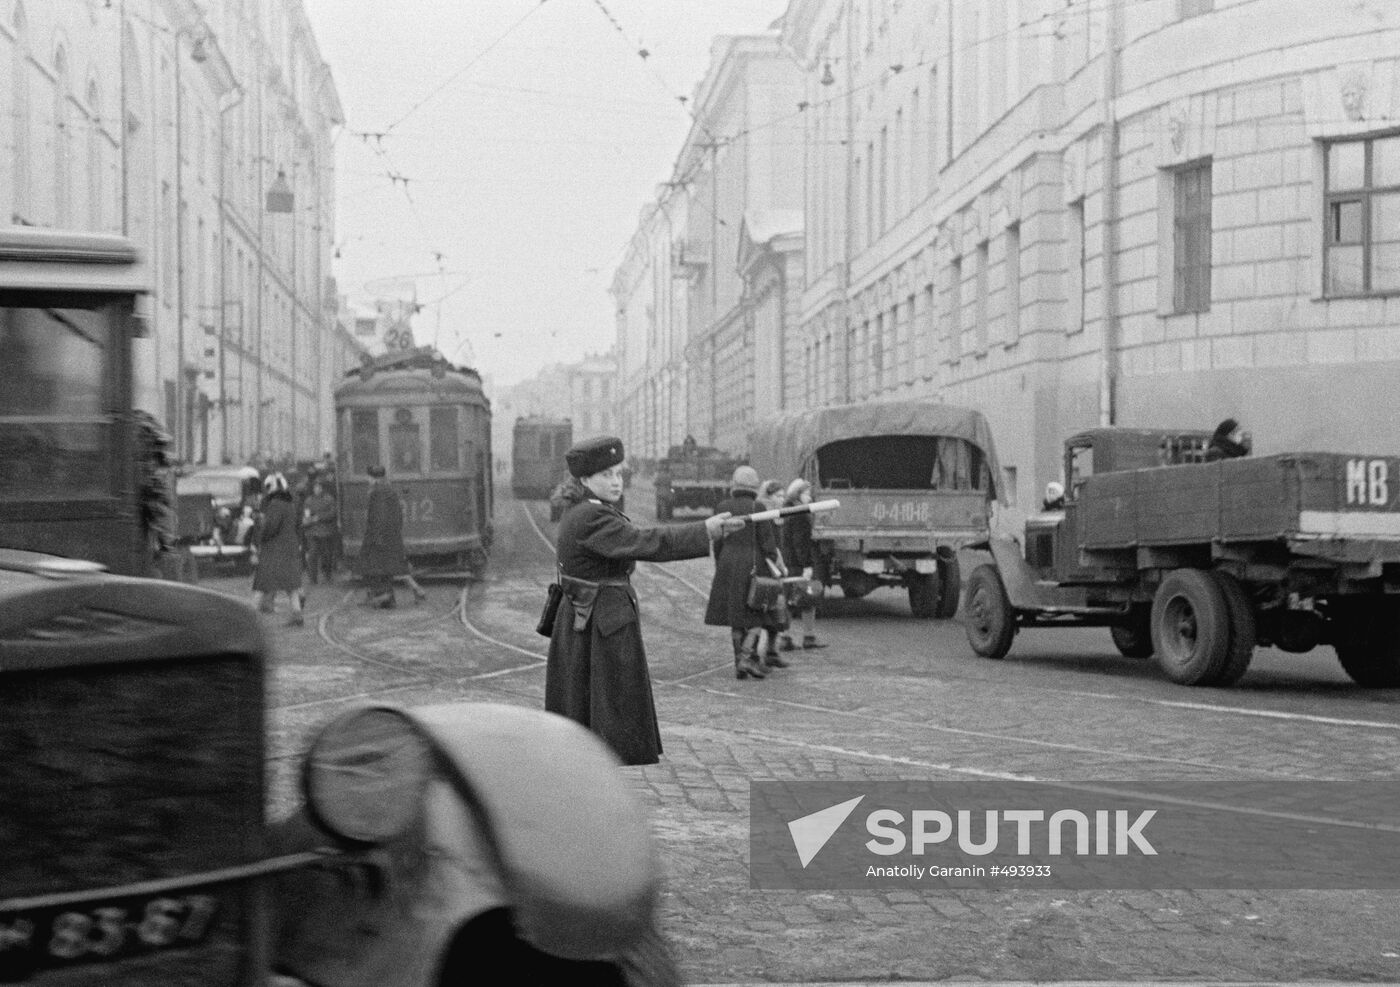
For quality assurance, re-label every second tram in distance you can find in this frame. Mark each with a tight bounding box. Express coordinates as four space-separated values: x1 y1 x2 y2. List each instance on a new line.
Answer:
511 415 572 500
335 347 493 577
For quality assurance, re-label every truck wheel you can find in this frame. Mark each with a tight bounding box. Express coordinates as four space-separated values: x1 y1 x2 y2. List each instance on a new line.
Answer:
1150 569 1229 685
935 550 961 619
964 564 1016 660
1109 614 1153 659
908 573 939 618
1334 607 1400 687
1210 570 1257 686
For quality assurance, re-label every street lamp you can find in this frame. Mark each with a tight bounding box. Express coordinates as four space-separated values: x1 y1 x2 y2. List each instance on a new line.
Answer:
265 168 294 214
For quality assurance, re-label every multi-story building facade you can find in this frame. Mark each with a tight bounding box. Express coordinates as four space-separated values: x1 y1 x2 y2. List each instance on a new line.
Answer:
613 33 805 462
1 0 353 467
781 0 1400 524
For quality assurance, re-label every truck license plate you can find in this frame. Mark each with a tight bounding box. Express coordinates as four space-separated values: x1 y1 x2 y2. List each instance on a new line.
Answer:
0 892 220 981
870 501 933 524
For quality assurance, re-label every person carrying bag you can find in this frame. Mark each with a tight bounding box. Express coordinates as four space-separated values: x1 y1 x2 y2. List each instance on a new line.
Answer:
705 466 782 680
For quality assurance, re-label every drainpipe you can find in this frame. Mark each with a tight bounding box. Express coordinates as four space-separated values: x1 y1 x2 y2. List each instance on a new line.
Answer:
840 0 854 404
119 0 129 236
217 86 246 462
174 31 185 461
1099 0 1123 426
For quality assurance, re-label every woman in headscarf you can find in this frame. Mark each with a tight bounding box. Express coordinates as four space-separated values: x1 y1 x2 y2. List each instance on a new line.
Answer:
252 472 305 626
705 466 783 680
547 435 740 766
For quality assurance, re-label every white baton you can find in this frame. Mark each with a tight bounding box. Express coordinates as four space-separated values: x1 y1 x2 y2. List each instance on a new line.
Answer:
741 499 841 524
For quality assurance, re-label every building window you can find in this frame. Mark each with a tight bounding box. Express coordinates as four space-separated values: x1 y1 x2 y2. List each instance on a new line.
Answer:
1005 223 1021 345
947 256 963 361
1173 160 1212 312
1324 134 1400 296
927 65 940 194
873 126 884 233
1178 0 1213 18
1067 199 1085 334
975 241 990 353
866 140 875 246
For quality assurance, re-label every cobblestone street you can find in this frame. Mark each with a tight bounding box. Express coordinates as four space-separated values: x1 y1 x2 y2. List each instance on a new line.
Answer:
212 495 1400 985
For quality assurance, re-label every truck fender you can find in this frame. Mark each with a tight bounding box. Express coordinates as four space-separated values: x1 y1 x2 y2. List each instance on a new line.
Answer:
271 703 659 986
984 535 1042 610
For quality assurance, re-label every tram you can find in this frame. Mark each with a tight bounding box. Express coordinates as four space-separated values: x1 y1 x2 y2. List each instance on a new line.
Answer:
0 229 151 575
0 229 680 985
335 347 493 576
512 416 572 499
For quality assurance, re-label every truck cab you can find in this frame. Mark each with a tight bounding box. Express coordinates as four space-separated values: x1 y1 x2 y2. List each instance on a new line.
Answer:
1029 428 1212 584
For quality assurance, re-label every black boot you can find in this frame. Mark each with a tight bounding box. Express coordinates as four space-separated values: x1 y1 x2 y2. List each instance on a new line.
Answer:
732 630 767 680
735 653 768 679
763 650 790 669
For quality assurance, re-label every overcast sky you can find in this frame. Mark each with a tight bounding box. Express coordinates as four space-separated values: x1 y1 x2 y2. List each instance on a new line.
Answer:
302 0 790 387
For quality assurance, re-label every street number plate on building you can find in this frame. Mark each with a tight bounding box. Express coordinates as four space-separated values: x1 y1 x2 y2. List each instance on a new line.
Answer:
0 892 220 981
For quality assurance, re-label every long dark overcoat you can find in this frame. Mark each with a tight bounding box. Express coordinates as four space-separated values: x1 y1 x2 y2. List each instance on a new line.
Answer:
703 491 779 630
545 494 710 766
252 495 302 592
358 479 410 577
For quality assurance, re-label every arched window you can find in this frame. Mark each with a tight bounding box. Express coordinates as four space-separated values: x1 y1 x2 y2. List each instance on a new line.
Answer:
12 2 30 221
86 78 102 229
53 44 71 226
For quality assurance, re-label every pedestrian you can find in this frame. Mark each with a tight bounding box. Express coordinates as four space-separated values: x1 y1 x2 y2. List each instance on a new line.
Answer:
755 479 792 668
233 504 256 545
705 466 785 680
357 464 413 608
1205 418 1250 462
302 480 339 584
779 477 827 651
252 473 305 627
1042 480 1066 511
546 435 740 766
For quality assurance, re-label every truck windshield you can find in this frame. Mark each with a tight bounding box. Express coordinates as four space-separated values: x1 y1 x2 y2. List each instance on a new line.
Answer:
0 296 116 501
816 436 987 492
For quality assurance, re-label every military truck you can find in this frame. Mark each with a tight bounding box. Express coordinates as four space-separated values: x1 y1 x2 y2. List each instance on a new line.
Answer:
653 439 744 520
964 427 1400 686
749 401 1003 618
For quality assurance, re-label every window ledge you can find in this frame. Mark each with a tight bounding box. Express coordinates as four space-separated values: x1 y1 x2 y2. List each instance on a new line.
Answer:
1318 291 1400 302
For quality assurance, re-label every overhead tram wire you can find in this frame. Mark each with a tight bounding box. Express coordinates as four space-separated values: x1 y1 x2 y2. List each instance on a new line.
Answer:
384 0 550 136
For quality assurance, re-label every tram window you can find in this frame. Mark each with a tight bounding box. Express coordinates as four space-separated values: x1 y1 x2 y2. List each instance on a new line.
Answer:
351 409 381 473
430 407 459 471
390 421 422 474
0 301 112 501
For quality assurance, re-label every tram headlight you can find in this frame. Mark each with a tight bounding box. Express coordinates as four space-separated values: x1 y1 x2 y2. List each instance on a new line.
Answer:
302 706 434 844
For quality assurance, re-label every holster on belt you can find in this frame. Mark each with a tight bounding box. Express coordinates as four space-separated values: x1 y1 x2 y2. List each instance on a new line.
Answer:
560 574 629 632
